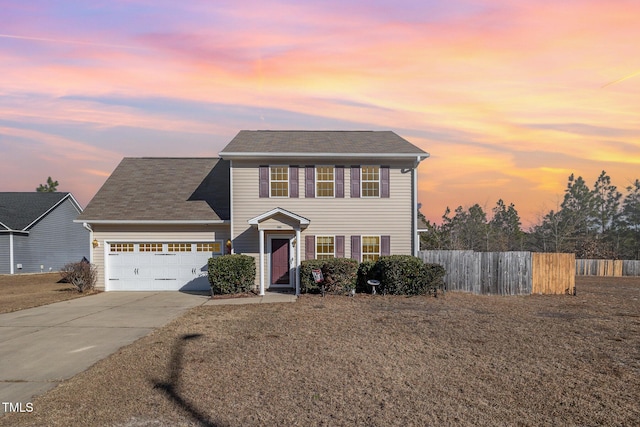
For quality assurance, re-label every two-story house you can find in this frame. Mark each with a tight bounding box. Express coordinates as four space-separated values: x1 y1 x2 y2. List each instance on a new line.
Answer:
76 131 429 293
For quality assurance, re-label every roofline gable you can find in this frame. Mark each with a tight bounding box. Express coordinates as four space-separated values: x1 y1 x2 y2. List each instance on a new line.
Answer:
248 207 310 226
23 193 83 231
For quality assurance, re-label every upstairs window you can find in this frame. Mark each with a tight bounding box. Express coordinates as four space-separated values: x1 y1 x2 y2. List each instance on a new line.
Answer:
270 166 289 197
361 166 380 197
316 166 335 197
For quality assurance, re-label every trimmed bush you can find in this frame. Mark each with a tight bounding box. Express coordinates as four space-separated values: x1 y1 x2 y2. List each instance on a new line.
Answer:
300 258 359 294
365 255 446 296
208 254 256 295
356 260 378 293
60 261 97 293
300 259 325 293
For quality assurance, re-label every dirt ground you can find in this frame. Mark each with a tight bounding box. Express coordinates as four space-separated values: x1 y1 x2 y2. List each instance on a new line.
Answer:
1 276 639 426
0 273 93 314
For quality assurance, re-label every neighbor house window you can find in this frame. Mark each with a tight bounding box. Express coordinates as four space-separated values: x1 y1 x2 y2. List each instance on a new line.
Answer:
316 236 335 259
139 243 162 252
270 166 289 197
110 243 134 252
361 166 380 197
362 236 380 262
197 242 222 253
316 166 335 197
168 243 192 252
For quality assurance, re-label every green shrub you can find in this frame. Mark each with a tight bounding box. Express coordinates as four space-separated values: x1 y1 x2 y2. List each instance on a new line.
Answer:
300 259 325 293
372 255 446 296
208 254 256 295
356 260 379 293
300 258 359 294
424 263 446 295
60 261 97 293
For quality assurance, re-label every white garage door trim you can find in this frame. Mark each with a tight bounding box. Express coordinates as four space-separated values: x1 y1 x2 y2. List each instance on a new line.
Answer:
105 240 223 291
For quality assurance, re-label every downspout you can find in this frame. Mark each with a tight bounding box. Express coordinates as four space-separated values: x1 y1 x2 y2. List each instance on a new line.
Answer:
9 232 14 274
83 223 93 262
413 153 430 257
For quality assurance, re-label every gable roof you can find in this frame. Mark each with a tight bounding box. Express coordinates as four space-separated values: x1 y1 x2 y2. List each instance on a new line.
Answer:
0 192 80 231
76 158 230 224
219 130 429 159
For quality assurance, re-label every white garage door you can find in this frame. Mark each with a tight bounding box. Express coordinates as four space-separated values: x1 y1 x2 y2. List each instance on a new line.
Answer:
107 242 222 291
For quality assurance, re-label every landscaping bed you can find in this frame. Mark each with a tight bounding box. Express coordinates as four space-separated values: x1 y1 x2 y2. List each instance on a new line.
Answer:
0 273 94 314
1 276 639 426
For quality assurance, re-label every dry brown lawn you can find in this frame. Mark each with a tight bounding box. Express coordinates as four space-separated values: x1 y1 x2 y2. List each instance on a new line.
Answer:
1 277 639 426
0 273 95 314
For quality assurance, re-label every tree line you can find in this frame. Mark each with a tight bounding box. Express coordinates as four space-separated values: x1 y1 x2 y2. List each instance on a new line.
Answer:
419 171 640 260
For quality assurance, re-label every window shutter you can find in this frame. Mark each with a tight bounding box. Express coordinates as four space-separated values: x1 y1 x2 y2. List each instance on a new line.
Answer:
289 166 299 198
305 166 315 198
351 235 361 261
381 235 391 256
259 166 269 198
305 235 315 260
350 166 360 198
335 166 344 198
336 236 345 258
381 166 390 198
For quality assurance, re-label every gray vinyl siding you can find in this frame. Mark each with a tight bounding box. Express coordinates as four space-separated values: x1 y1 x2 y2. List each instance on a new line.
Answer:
0 234 9 274
231 159 415 265
12 198 89 273
91 224 230 290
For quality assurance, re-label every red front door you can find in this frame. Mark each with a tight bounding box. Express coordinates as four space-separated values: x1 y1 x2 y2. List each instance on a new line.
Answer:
271 239 290 285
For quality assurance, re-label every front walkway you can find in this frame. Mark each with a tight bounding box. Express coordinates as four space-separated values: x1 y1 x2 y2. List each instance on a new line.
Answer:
205 291 297 306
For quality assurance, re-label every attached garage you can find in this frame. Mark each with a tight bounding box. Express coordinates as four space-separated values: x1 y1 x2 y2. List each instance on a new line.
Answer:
75 157 231 292
106 242 222 291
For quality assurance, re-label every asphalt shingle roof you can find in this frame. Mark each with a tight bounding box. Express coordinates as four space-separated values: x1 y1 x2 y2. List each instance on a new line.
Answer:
220 130 427 155
76 158 230 222
0 192 70 230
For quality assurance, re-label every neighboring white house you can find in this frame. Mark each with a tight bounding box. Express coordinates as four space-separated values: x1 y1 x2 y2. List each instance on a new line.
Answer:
76 130 429 293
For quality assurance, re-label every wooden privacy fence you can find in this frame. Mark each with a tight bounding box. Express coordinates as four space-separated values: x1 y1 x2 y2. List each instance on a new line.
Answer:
576 259 640 277
418 251 575 296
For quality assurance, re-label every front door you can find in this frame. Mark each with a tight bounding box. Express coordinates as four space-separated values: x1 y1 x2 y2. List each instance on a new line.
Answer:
271 238 290 285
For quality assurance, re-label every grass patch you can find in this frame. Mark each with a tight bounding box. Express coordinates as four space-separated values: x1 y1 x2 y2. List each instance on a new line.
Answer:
0 273 97 314
1 276 639 426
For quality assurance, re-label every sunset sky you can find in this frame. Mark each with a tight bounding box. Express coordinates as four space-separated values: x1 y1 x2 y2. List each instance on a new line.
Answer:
1 0 639 228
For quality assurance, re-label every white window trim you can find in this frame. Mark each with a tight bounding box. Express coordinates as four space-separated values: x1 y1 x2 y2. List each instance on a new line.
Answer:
316 235 336 259
269 165 289 198
315 165 335 198
361 235 381 262
361 165 380 198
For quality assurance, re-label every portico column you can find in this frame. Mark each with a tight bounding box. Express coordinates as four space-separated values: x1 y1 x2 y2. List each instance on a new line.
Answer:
259 228 265 296
295 228 301 296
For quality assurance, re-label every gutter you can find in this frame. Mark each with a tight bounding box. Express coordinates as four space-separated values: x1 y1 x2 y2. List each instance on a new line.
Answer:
73 219 229 225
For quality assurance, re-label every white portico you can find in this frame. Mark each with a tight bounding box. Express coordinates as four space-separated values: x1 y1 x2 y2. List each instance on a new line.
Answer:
248 207 310 296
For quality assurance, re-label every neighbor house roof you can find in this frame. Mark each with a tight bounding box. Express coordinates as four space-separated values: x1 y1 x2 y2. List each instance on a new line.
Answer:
76 158 230 224
0 192 80 231
219 130 429 159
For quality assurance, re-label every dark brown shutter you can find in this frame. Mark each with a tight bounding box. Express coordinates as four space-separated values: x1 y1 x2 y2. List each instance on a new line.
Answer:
305 166 315 198
381 166 390 198
350 166 360 198
289 166 298 198
336 236 345 258
259 166 269 198
351 235 361 261
305 235 315 260
381 235 391 256
335 166 344 198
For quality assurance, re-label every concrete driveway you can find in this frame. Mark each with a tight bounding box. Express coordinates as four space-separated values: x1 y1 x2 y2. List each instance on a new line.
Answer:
0 292 209 412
